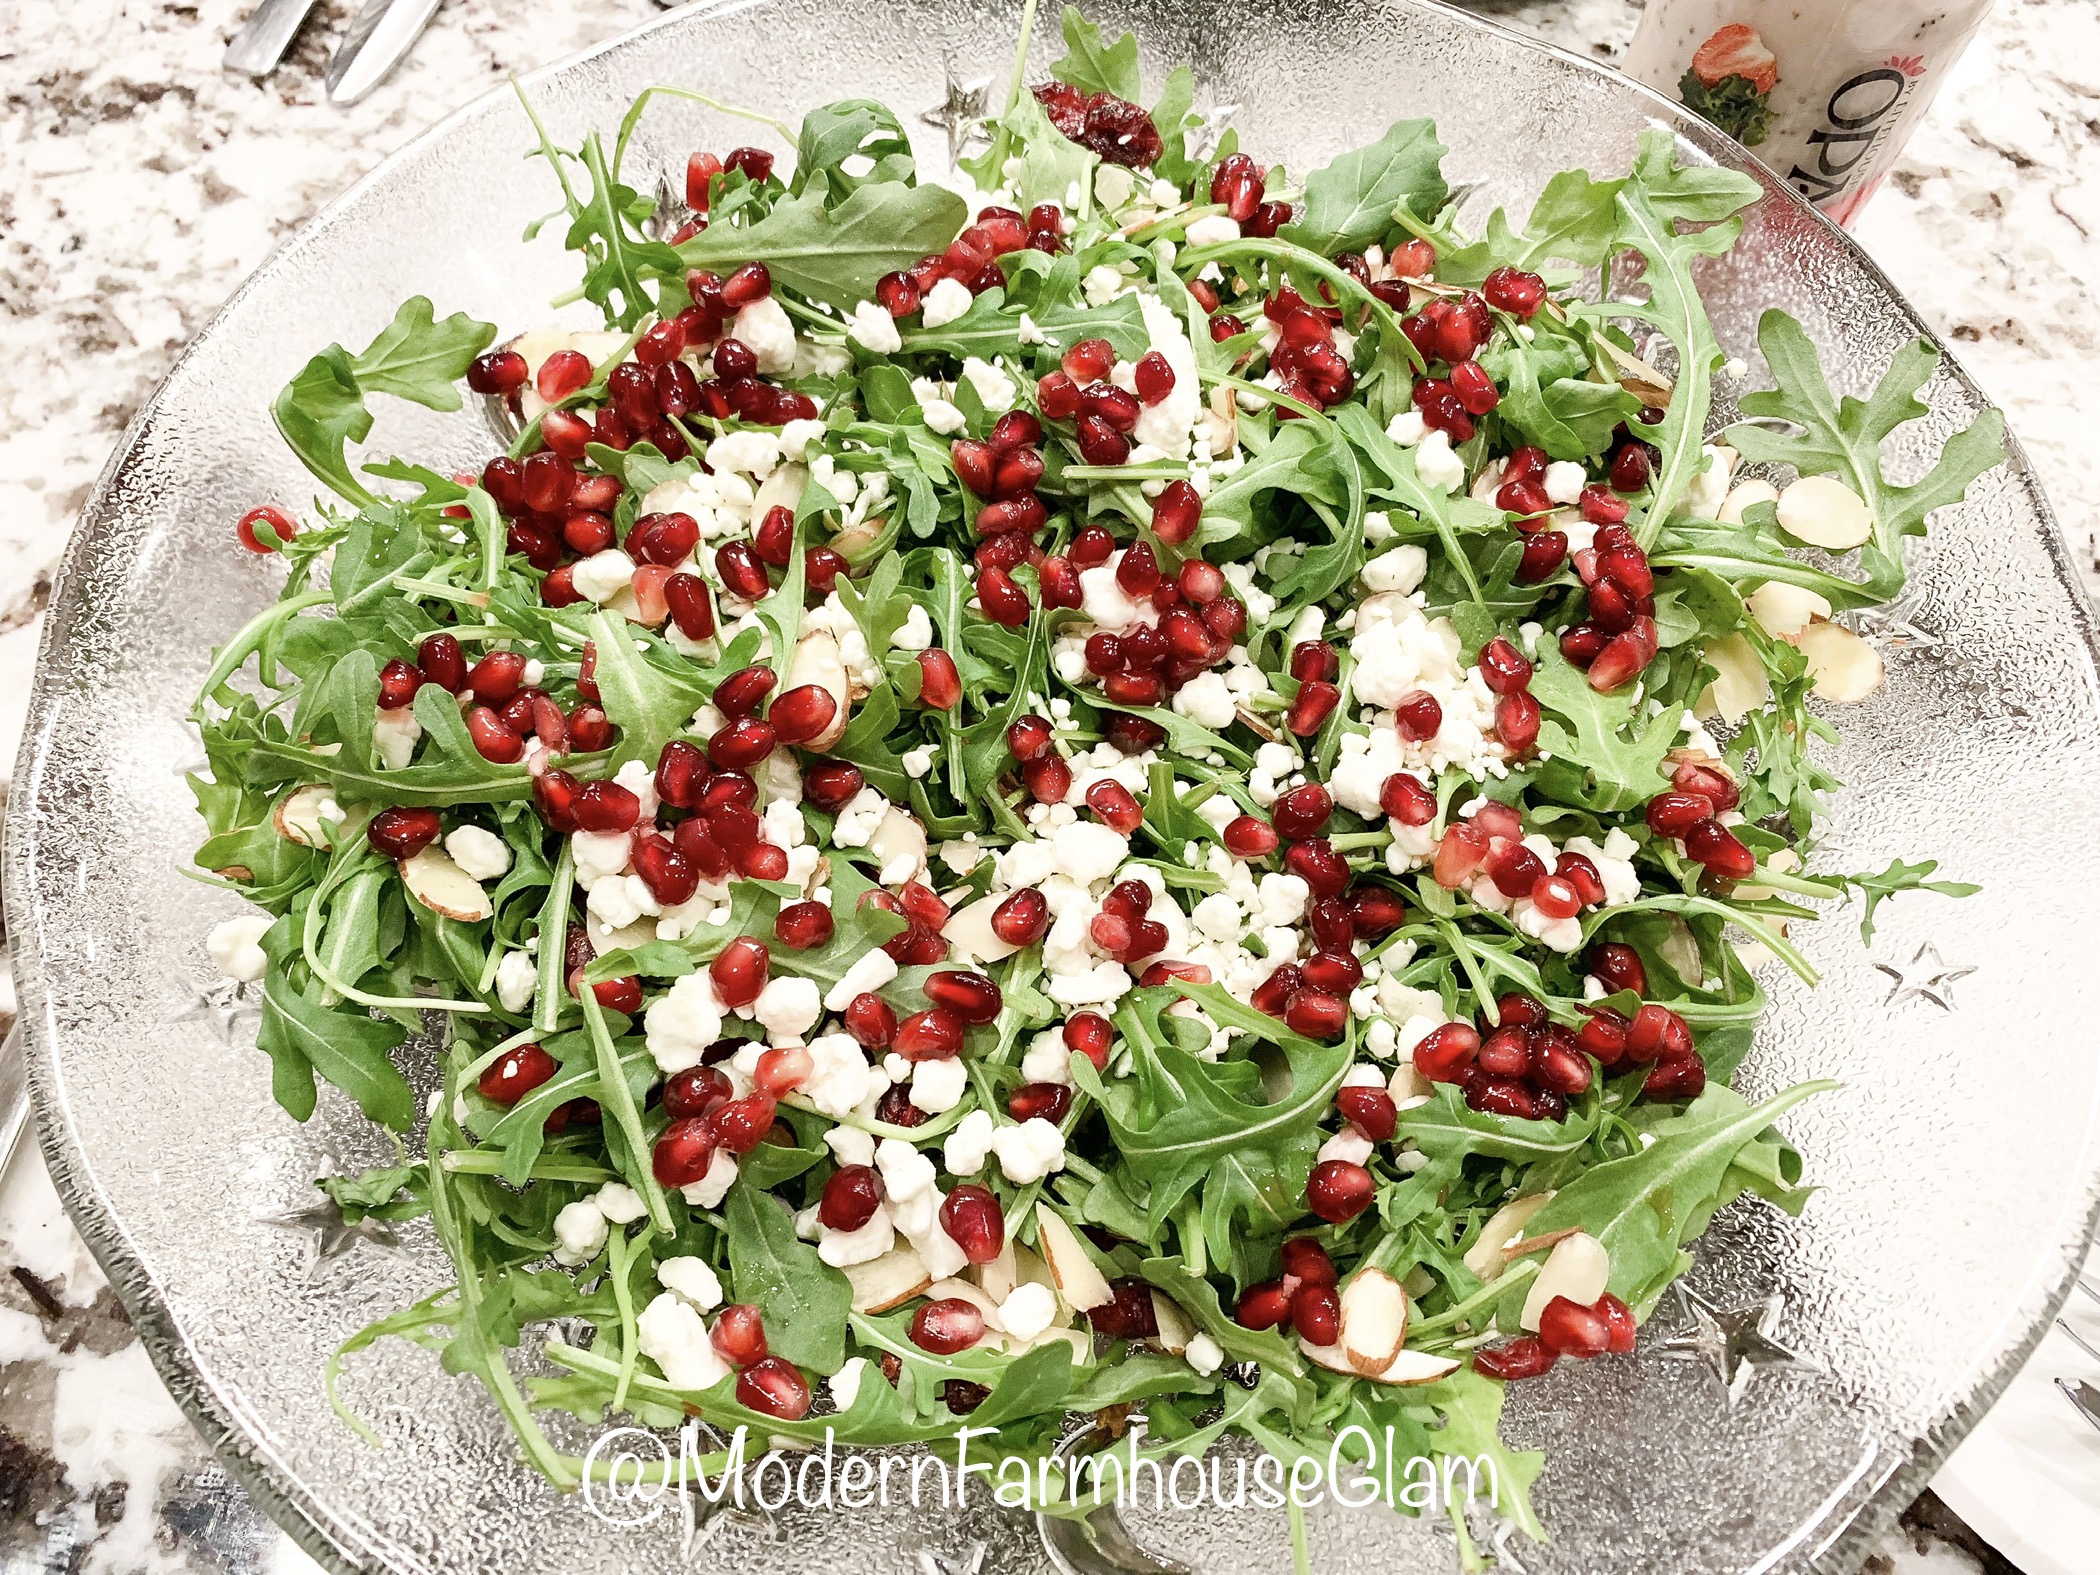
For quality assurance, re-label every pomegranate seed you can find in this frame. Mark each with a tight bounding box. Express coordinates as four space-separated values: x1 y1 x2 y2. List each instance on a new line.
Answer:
632 835 699 907
773 900 834 950
1006 715 1054 761
1517 532 1570 583
1627 1003 1694 1064
1085 779 1143 833
374 658 421 711
1588 1294 1636 1356
1245 200 1292 238
715 541 771 600
1577 1007 1631 1067
1586 944 1647 997
1270 783 1333 840
1644 1054 1708 1100
939 1186 1005 1263
652 1118 719 1188
911 1297 985 1354
893 1007 965 1061
466 350 529 397
461 707 518 762
1394 690 1443 742
1497 478 1552 516
819 1165 883 1232
709 1092 778 1154
1586 618 1658 692
1088 1278 1161 1341
1222 815 1279 858
1305 1160 1375 1222
1538 1295 1612 1358
1022 754 1073 804
1608 443 1654 493
710 1302 769 1366
1274 1240 1333 1291
1527 873 1582 921
1529 1026 1593 1095
711 937 770 1008
1008 1082 1073 1123
708 717 776 770
978 566 1031 626
1645 791 1710 839
875 269 923 317
536 350 591 404
1291 1282 1342 1345
1413 1022 1480 1083
1336 1084 1398 1141
802 760 864 812
1285 988 1348 1039
1036 371 1082 419
990 888 1050 946
768 684 838 746
1288 681 1340 737
1580 484 1629 525
478 1043 557 1103
587 976 643 1015
1133 351 1176 404
1450 359 1500 415
1477 638 1532 695
924 970 1001 1025
1672 759 1741 813
1208 152 1265 220
1063 1012 1113 1070
917 650 961 710
571 778 638 833
1075 415 1130 465
1496 691 1541 754
736 1356 811 1419
1379 772 1437 826
720 261 772 307
1684 818 1756 880
1151 479 1202 544
684 150 724 209
1482 266 1547 318
1284 840 1348 898
1236 1280 1293 1330
842 992 897 1049
1251 965 1302 1019
1474 1335 1558 1381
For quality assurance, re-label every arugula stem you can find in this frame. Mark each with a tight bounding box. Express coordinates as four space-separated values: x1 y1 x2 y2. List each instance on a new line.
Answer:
580 988 674 1233
606 1223 643 1414
533 847 576 1035
192 592 332 716
440 1152 616 1183
1408 1260 1538 1340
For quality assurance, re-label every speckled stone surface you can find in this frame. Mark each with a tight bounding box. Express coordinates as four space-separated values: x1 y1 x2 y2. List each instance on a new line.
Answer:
0 1 2087 1571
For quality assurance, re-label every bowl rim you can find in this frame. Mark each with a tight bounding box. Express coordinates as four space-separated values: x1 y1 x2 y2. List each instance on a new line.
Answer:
10 2 2096 1572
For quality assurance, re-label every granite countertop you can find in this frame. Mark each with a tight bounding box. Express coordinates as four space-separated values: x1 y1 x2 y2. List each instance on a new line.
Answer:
1 1 2093 1571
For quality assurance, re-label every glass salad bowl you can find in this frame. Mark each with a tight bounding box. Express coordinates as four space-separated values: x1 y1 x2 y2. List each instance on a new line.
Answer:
10 1 2100 1571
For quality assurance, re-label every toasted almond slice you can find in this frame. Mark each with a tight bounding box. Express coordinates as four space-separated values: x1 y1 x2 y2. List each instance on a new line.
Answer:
975 1237 1020 1304
1698 631 1771 724
398 847 494 922
273 784 346 848
1500 1227 1581 1261
1796 619 1884 703
1776 475 1873 550
1462 1193 1556 1281
1301 1339 1461 1386
1036 1210 1113 1313
844 1246 932 1313
750 461 810 525
1520 1231 1611 1331
785 626 852 747
868 806 928 884
1658 914 1704 988
587 914 657 957
1596 337 1674 408
1013 1241 1055 1296
1718 478 1780 525
1747 580 1832 639
1339 1268 1410 1377
1388 1061 1435 1111
942 893 1023 968
1150 1293 1195 1356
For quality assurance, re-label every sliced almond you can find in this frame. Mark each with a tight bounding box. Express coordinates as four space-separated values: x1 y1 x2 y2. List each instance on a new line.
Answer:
1658 913 1704 987
751 461 810 525
1698 631 1771 724
1339 1268 1410 1377
1388 1061 1434 1111
1462 1193 1556 1281
942 894 1023 968
1301 1339 1460 1386
1718 478 1779 525
1596 337 1673 408
974 1237 1020 1304
1520 1232 1610 1331
867 806 928 884
1150 1293 1195 1356
1036 1211 1113 1313
1500 1227 1581 1262
844 1246 932 1313
273 784 346 848
398 846 494 922
829 512 890 562
1747 580 1832 639
1795 619 1884 703
587 914 657 958
1013 1242 1054 1296
784 627 852 748
1776 475 1873 550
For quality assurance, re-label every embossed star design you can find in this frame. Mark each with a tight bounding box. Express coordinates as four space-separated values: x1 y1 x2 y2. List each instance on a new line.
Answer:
921 64 997 164
1874 940 1975 1011
1657 1284 1818 1407
167 974 258 1043
260 1198 404 1279
1855 592 1941 652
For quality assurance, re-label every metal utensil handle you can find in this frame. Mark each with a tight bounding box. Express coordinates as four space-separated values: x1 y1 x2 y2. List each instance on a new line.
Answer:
224 0 322 76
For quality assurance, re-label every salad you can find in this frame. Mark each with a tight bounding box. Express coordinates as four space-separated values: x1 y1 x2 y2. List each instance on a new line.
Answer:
190 3 2000 1559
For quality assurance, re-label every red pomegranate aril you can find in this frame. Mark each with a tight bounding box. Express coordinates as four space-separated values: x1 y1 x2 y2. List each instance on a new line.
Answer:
1672 759 1741 813
1450 359 1500 415
1222 815 1279 858
1022 754 1074 805
875 269 923 317
949 439 995 497
374 658 421 711
536 349 591 404
708 717 776 770
652 1118 719 1188
772 900 834 951
1644 1054 1708 1100
1270 783 1333 840
708 1092 778 1154
1036 371 1082 419
533 768 583 831
1587 618 1658 692
1336 1083 1398 1142
1491 991 1547 1030
1008 1081 1072 1124
912 1297 986 1355
1538 1295 1612 1359
985 889 1049 947
1684 817 1756 880
1078 778 1139 833
1476 1024 1534 1080
684 149 723 209
991 447 1045 499
1597 1293 1638 1355
802 761 863 813
1075 415 1130 465
1496 691 1542 754
740 842 789 881
1063 1011 1113 1070
478 1043 557 1103
1151 479 1201 544
1288 681 1341 737
1586 943 1648 998
1250 965 1301 1019
1529 1027 1593 1095
1245 200 1291 237
916 650 962 710
1283 840 1349 898
737 1356 811 1419
1062 337 1114 382
1279 1236 1337 1287
1608 443 1654 493
1373 772 1433 827
1646 791 1711 839
1474 1335 1559 1381
462 650 521 707
1627 1003 1693 1064
1478 637 1533 695
1413 1021 1481 1083
1133 351 1176 405
1545 853 1600 909
1209 152 1265 219
1577 1007 1631 1067
768 684 838 747
715 542 770 601
1236 1279 1293 1330
720 260 772 307
1579 483 1630 525
466 350 529 397
653 576 714 646
819 1164 882 1232
1527 873 1582 921
573 778 640 834
977 566 1031 627
1291 1282 1342 1346
893 1007 965 1062
627 835 696 907
1005 714 1054 763
1285 988 1348 1039
1290 640 1340 684
1497 478 1552 516
462 707 520 763
939 1186 1005 1263
1394 690 1443 743
1302 946 1364 995
710 937 770 1009
1516 531 1570 584
540 408 591 459
842 991 897 1050
1350 885 1408 937
711 1302 769 1366
900 882 952 932
1306 1159 1375 1223
1482 265 1547 318
923 970 1002 1025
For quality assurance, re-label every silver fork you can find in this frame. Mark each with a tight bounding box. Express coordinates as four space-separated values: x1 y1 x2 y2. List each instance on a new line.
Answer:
2054 1272 2100 1436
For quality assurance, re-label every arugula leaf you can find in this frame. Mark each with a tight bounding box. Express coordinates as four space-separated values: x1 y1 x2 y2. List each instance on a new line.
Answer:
794 99 915 200
584 610 708 767
898 287 1147 362
725 1185 853 1372
679 182 967 312
962 83 1097 216
1050 5 1142 100
1526 647 1680 811
1281 119 1449 257
257 969 414 1129
1729 310 2007 604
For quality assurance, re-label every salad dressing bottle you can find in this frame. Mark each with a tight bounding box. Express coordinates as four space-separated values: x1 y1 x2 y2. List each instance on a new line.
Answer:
1620 1 1995 225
